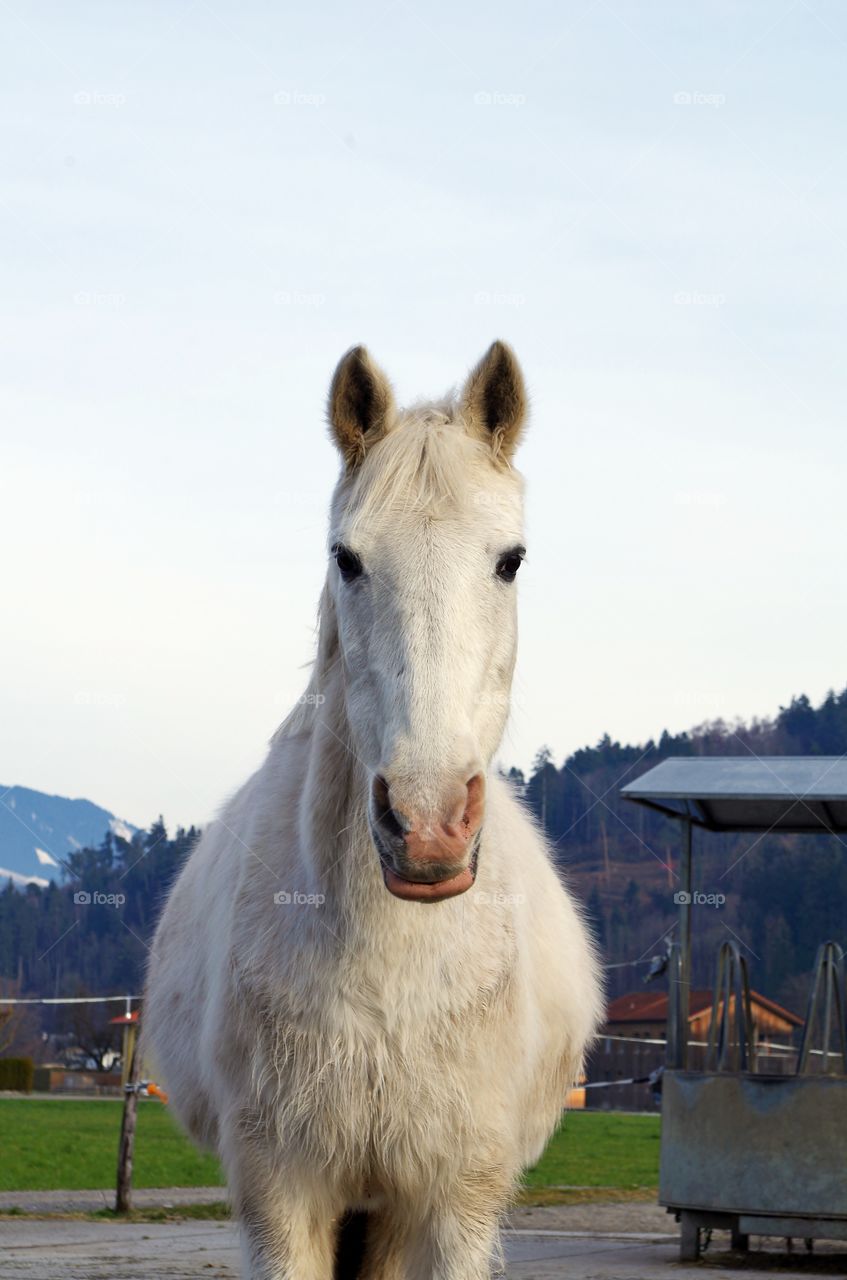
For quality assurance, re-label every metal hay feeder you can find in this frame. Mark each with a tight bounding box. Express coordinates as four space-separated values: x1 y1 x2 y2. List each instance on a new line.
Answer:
622 756 847 1260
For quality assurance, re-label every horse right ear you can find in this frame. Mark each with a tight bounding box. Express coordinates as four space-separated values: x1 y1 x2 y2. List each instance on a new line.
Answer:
327 346 396 468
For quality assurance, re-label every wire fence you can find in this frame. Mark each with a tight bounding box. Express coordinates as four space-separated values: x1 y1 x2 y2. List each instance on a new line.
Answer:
0 995 140 1005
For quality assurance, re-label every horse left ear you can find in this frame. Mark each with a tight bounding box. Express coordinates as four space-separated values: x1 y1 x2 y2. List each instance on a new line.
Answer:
460 340 528 462
328 345 396 468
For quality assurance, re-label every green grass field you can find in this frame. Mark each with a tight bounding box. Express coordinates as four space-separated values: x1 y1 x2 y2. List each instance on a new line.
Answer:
0 1099 223 1192
0 1099 659 1194
523 1111 660 1191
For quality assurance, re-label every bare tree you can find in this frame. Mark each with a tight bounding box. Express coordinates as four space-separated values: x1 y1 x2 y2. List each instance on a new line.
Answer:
61 995 120 1070
0 980 40 1059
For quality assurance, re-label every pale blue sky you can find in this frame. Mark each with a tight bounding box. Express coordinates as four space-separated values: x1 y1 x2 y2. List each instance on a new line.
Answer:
2 1 846 828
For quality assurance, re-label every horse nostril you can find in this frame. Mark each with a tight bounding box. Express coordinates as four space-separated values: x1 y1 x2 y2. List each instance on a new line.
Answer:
462 773 486 829
373 774 390 811
372 775 408 840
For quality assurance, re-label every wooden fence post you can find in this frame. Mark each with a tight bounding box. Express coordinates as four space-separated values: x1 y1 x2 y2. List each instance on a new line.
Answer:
115 1038 141 1213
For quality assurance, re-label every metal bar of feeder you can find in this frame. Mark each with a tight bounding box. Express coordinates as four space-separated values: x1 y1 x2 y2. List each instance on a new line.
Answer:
677 817 692 1071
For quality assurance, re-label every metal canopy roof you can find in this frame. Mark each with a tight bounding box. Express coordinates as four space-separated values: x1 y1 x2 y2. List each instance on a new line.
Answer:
621 756 847 833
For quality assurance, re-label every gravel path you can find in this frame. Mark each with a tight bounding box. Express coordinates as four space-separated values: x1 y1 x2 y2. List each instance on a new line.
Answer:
0 1216 838 1280
2 1195 844 1278
4 1192 847 1274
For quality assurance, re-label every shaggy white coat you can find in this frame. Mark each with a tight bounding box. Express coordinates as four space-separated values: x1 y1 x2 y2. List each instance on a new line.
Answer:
145 345 603 1280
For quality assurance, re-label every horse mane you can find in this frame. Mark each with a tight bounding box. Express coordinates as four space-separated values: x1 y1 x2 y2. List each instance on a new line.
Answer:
272 583 339 742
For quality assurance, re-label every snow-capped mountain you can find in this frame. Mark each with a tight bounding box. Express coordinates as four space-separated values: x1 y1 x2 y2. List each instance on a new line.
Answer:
0 786 137 887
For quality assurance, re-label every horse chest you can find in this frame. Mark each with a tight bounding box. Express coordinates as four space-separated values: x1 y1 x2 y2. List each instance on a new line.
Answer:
256 984 494 1182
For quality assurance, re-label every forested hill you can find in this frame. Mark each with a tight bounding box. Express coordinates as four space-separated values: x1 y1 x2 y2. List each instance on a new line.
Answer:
514 686 847 1014
1 687 846 1021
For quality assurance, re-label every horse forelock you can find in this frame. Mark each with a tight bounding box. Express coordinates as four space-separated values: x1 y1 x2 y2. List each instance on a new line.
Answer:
336 399 514 540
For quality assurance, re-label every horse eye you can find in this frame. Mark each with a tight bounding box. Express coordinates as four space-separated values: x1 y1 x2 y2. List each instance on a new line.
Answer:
332 543 363 583
495 548 525 583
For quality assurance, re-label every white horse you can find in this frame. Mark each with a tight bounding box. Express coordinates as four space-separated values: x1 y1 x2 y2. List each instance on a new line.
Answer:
144 341 603 1280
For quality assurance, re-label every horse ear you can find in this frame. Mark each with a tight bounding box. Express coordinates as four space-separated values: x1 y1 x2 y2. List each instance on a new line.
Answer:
327 346 396 468
460 340 527 462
